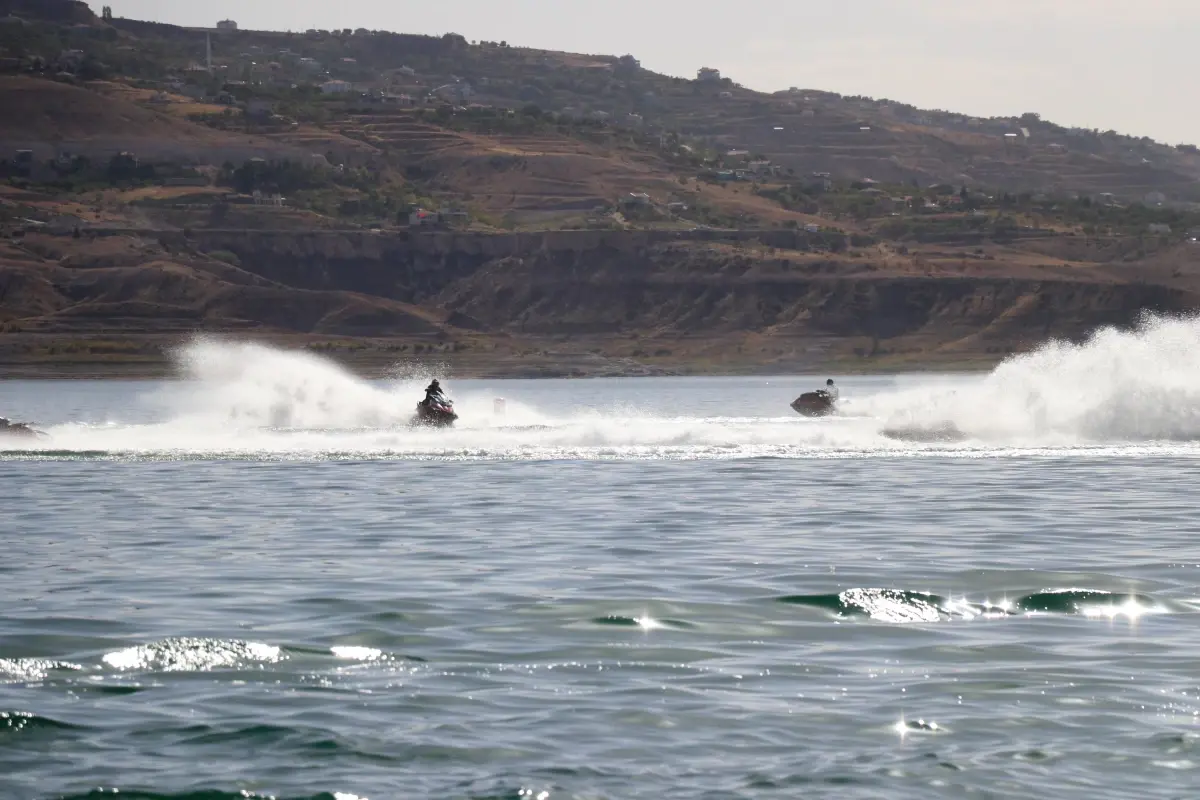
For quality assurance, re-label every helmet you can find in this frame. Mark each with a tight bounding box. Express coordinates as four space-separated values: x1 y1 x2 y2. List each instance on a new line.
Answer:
826 379 835 386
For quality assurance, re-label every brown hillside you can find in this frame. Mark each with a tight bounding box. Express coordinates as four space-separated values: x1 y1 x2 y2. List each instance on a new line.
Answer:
2 228 1198 376
340 111 839 228
0 77 304 162
4 12 1200 376
0 233 455 338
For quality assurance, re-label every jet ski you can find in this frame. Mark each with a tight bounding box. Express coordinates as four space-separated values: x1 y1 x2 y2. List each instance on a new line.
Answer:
0 417 47 441
791 390 837 418
413 393 458 428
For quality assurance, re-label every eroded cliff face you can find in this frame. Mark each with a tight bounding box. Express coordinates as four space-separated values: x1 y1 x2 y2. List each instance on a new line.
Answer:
187 229 842 303
441 258 1196 363
184 231 1197 360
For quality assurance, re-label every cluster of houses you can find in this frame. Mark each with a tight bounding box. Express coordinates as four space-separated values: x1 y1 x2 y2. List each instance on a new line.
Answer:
700 150 781 183
146 22 455 113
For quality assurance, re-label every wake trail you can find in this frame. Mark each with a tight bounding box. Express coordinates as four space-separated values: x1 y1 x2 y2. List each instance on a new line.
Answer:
10 318 1200 459
862 313 1200 444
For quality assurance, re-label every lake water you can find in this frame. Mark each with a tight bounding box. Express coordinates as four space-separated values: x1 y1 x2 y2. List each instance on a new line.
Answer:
4 321 1200 800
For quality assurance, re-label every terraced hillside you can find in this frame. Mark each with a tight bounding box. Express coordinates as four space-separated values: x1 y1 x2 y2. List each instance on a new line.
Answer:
4 6 1200 376
10 2 1200 201
0 78 304 163
636 89 1200 199
327 109 838 227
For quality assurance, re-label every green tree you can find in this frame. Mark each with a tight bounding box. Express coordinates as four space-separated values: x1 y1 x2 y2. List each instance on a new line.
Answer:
106 152 138 183
77 54 109 81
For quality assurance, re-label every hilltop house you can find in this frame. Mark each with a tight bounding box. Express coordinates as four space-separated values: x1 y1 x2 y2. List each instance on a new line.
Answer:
697 67 721 82
59 49 84 68
410 208 439 227
321 80 352 94
1148 223 1172 234
431 82 472 104
44 213 88 234
217 19 237 31
620 192 652 208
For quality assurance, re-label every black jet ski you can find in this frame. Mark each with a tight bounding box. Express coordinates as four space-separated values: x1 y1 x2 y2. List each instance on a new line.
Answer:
413 393 458 428
0 417 47 441
791 390 837 418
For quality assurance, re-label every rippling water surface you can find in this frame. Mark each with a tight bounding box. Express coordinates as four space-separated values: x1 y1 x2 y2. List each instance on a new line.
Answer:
4 324 1200 799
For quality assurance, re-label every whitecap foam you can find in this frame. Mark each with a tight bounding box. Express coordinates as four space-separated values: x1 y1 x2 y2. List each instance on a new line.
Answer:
0 658 83 682
101 638 283 672
330 646 386 661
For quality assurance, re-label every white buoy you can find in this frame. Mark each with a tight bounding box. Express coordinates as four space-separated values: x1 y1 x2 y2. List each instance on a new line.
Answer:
494 398 507 417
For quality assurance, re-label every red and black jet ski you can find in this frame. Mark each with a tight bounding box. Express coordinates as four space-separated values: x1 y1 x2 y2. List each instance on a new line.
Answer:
413 393 458 428
790 390 836 418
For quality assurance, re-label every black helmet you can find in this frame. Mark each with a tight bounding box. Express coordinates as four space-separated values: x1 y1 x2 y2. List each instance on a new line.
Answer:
826 378 835 386
430 379 440 388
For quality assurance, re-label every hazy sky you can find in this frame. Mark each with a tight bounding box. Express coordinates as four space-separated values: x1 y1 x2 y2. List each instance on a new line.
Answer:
104 0 1197 144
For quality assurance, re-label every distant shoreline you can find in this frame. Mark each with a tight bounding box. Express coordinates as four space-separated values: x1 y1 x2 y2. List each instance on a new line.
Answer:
0 354 1003 381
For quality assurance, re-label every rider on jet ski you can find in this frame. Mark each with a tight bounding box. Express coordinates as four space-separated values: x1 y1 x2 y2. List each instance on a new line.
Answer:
422 379 447 407
820 378 839 402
